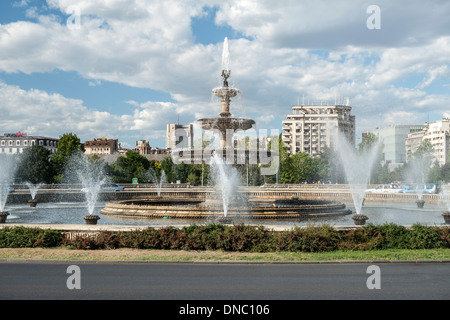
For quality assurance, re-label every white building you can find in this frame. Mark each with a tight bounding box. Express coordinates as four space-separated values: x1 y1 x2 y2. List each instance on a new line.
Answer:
282 102 355 156
371 125 425 170
0 132 58 155
166 123 194 150
405 118 450 166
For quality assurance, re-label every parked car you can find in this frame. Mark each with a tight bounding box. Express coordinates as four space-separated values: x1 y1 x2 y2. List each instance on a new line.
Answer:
365 184 404 193
81 183 124 192
399 183 438 194
100 183 125 191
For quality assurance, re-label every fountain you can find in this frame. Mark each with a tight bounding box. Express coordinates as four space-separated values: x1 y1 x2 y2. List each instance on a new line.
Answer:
441 185 450 224
337 135 381 225
0 155 18 223
147 168 166 196
65 152 108 225
100 38 351 222
26 182 44 207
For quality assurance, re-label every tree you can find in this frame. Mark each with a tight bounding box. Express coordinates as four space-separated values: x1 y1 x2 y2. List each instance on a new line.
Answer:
112 150 150 183
51 133 84 181
16 145 57 184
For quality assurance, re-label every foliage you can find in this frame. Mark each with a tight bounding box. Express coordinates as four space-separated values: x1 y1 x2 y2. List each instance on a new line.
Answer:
51 133 84 182
16 145 57 184
0 226 63 248
2 224 449 251
110 150 150 183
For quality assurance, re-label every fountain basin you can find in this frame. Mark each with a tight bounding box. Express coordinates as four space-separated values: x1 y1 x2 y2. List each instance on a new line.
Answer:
352 214 369 226
0 211 9 223
84 214 100 225
100 197 352 220
416 200 425 208
198 117 255 131
28 199 38 207
443 212 450 224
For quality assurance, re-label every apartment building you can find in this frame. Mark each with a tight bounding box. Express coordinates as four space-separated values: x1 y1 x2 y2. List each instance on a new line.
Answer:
405 119 450 166
372 125 425 170
84 137 119 156
0 132 59 154
166 123 194 150
282 102 355 156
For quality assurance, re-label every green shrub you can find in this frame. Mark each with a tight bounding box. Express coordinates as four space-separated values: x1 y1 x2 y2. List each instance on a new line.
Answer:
0 226 63 248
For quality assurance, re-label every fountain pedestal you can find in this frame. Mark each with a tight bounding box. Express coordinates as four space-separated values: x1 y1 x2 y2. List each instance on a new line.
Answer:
416 200 425 208
28 199 38 207
84 214 100 225
443 212 450 224
0 212 9 223
352 214 369 226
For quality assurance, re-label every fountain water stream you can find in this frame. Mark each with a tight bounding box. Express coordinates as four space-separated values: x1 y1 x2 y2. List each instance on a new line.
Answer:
0 156 17 217
65 152 108 217
337 135 381 216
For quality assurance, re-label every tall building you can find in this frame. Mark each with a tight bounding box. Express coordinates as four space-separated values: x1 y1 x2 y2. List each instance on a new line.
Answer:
405 118 450 166
84 137 119 156
282 102 355 156
166 123 194 150
371 125 425 170
0 132 59 154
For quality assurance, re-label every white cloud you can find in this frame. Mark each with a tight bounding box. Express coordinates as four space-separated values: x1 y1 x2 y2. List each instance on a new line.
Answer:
0 0 449 148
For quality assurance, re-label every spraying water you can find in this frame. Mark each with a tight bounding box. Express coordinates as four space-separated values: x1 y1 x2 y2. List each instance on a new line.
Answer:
209 152 242 217
337 135 381 215
65 152 109 215
0 155 18 212
147 168 166 196
26 182 44 200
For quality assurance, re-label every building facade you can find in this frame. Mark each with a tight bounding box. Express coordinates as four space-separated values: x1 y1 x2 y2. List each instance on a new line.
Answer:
166 123 194 150
371 125 425 170
0 132 59 155
282 103 355 156
405 119 450 166
84 138 119 156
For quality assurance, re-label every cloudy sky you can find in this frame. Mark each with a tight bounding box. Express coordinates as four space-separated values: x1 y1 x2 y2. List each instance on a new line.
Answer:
1 0 449 148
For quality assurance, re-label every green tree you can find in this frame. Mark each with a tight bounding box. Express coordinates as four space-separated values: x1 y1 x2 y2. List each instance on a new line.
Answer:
51 133 84 182
16 146 57 184
161 156 173 183
112 150 150 183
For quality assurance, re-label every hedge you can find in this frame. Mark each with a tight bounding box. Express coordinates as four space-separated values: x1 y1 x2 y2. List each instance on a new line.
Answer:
1 223 450 252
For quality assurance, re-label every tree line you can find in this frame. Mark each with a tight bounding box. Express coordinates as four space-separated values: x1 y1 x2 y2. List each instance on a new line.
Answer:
11 132 450 186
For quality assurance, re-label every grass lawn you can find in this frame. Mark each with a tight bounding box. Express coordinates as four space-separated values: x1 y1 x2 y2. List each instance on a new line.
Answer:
1 247 449 262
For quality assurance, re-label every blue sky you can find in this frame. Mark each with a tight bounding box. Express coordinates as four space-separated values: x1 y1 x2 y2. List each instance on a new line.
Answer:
1 0 449 149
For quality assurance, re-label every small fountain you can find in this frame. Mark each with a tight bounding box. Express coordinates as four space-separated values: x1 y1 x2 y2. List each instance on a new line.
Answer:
26 182 44 207
441 185 450 224
65 152 108 225
147 168 166 196
337 135 381 225
0 155 18 223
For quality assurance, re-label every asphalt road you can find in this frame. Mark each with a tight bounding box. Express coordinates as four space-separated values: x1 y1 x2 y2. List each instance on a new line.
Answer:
0 261 449 302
